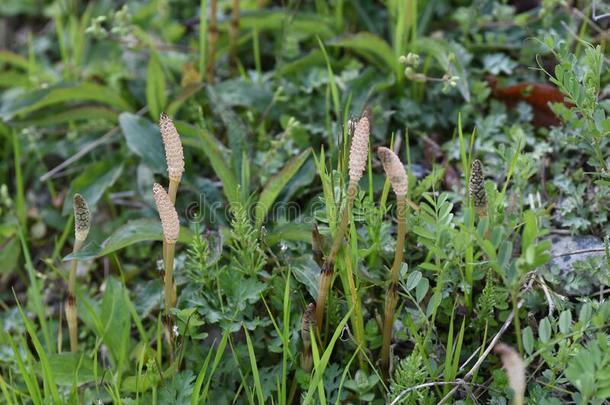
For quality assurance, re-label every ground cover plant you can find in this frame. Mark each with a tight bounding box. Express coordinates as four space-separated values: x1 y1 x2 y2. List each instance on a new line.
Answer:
1 0 609 403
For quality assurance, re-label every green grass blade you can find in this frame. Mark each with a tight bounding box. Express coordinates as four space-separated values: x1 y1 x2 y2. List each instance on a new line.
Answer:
6 333 42 405
304 308 353 403
191 341 215 405
317 37 341 119
15 298 61 403
196 124 240 208
243 325 265 405
146 51 167 120
201 330 230 402
280 268 292 405
255 149 311 228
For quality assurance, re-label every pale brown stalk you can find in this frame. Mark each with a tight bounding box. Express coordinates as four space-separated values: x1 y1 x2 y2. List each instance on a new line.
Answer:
315 113 370 330
314 184 356 328
152 184 180 313
230 0 240 71
206 0 218 83
495 343 526 405
300 303 316 371
377 147 408 374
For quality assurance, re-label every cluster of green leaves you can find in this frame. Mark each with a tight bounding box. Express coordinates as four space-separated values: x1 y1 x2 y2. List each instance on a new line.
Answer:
543 33 609 172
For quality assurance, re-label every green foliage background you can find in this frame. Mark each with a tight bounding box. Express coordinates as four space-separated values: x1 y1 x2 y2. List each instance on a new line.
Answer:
0 0 609 403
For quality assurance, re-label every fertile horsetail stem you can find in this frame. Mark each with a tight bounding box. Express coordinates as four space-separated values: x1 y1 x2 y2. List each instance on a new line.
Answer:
153 183 179 311
377 147 408 374
300 303 316 371
159 112 184 204
66 193 91 352
495 343 525 405
469 159 487 217
315 113 370 329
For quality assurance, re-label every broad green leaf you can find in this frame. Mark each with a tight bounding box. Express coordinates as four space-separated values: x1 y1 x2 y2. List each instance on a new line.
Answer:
521 210 537 253
221 10 335 38
278 50 325 76
255 149 311 228
65 218 193 260
13 106 118 126
522 326 534 355
265 223 312 246
196 126 239 207
580 302 593 323
0 236 20 275
0 82 132 120
406 270 422 291
292 256 320 300
62 159 124 215
213 78 273 110
329 33 401 79
559 310 572 334
0 50 29 70
44 353 96 386
539 317 551 343
0 71 29 88
207 87 248 180
121 361 180 393
119 112 166 173
416 277 429 303
99 277 131 366
146 52 167 120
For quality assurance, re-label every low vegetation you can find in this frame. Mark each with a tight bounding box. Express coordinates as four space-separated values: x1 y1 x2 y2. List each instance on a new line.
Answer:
0 0 609 403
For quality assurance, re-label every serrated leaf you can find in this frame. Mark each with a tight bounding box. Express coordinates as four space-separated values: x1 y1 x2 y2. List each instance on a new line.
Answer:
255 149 311 228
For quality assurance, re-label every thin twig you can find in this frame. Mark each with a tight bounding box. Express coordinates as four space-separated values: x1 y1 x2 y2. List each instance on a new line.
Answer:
552 247 606 258
566 6 610 41
230 0 240 71
560 20 610 66
206 0 218 83
537 275 555 317
390 380 489 405
437 276 535 404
